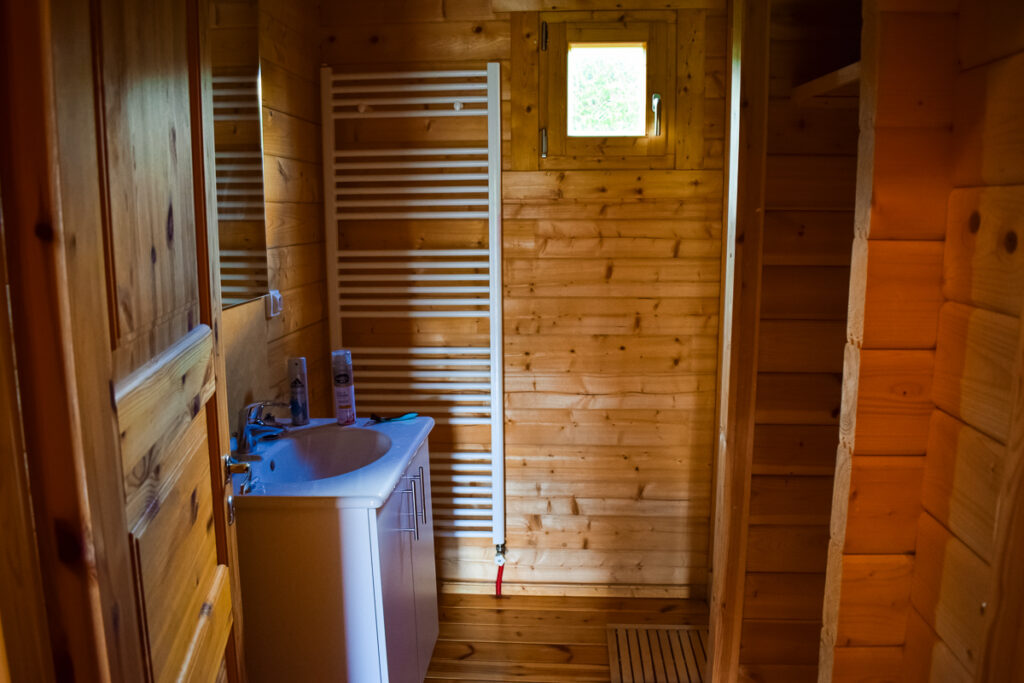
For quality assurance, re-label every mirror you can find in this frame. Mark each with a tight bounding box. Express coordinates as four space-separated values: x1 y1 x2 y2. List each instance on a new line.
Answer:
210 0 270 309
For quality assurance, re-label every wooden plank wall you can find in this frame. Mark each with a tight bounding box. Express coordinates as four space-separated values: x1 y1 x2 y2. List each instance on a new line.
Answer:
821 2 957 680
737 2 860 680
319 0 727 597
902 1 1024 681
259 0 330 415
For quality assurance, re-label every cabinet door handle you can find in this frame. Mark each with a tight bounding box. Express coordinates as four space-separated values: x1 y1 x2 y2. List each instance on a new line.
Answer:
415 466 427 524
409 477 421 539
399 485 420 540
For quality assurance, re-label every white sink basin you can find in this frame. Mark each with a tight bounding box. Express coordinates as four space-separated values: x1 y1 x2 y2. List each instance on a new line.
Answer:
232 416 434 507
259 426 392 483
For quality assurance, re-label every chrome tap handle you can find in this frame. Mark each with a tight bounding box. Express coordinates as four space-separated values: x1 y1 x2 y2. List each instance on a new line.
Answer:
236 400 291 455
238 401 288 434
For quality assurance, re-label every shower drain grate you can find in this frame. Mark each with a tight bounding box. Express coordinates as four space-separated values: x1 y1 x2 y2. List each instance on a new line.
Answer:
607 625 708 682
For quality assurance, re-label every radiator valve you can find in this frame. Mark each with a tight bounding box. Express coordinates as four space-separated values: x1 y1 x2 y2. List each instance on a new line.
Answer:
494 543 507 566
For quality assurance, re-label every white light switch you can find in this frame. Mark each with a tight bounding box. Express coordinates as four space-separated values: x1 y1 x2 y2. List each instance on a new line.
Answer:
265 289 283 319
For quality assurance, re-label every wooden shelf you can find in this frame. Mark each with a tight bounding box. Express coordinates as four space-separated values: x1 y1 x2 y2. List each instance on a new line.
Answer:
791 61 861 108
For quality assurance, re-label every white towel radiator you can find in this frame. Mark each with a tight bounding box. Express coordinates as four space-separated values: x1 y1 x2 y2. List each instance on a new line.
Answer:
320 64 505 549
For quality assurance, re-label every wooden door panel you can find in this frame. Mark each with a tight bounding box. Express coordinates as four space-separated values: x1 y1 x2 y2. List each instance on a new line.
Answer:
2 0 240 678
129 422 218 682
100 0 237 675
126 410 209 528
115 321 231 682
100 0 202 380
116 325 215 513
179 565 233 683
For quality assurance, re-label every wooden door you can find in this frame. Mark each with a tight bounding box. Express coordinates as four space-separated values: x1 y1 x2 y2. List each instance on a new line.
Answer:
0 0 242 680
97 0 241 680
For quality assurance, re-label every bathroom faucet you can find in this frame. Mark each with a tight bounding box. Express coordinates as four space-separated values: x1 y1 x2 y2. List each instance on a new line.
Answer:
236 401 288 455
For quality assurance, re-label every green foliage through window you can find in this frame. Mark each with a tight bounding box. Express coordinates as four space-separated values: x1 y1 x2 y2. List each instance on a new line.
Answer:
567 43 647 137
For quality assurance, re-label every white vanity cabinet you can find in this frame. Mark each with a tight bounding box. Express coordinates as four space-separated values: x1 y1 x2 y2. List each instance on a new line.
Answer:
371 442 439 682
234 418 439 683
410 449 439 674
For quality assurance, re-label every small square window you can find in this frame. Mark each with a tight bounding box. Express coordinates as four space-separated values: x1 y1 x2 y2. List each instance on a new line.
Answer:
538 12 673 167
567 43 647 138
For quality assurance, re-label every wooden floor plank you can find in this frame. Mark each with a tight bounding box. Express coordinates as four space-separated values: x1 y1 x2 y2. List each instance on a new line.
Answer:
440 622 609 645
429 594 708 683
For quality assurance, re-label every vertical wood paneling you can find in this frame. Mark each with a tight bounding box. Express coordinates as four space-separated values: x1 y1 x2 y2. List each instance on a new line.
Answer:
509 12 540 171
676 9 707 169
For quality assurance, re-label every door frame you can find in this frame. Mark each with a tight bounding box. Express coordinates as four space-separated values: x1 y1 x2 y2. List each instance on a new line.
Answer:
0 0 242 679
0 135 55 683
707 0 771 680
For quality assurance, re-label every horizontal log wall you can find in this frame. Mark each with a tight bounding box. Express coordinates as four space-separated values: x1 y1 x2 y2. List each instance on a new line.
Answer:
822 3 957 681
738 1 860 680
904 1 1024 681
319 0 726 597
223 0 330 421
260 0 330 414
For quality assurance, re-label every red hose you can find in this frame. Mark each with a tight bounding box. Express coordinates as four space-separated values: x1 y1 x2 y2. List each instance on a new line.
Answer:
495 563 504 598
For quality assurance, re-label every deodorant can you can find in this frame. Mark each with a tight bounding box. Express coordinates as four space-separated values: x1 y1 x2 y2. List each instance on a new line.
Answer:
332 349 357 426
288 357 310 426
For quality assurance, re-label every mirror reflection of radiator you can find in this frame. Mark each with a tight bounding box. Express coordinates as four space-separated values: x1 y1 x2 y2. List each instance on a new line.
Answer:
320 64 505 547
212 71 268 307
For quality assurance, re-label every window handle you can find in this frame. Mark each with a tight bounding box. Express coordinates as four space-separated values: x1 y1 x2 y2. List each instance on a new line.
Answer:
651 93 662 136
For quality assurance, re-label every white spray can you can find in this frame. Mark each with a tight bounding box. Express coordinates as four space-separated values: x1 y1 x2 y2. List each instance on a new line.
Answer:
288 357 310 426
332 349 357 426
